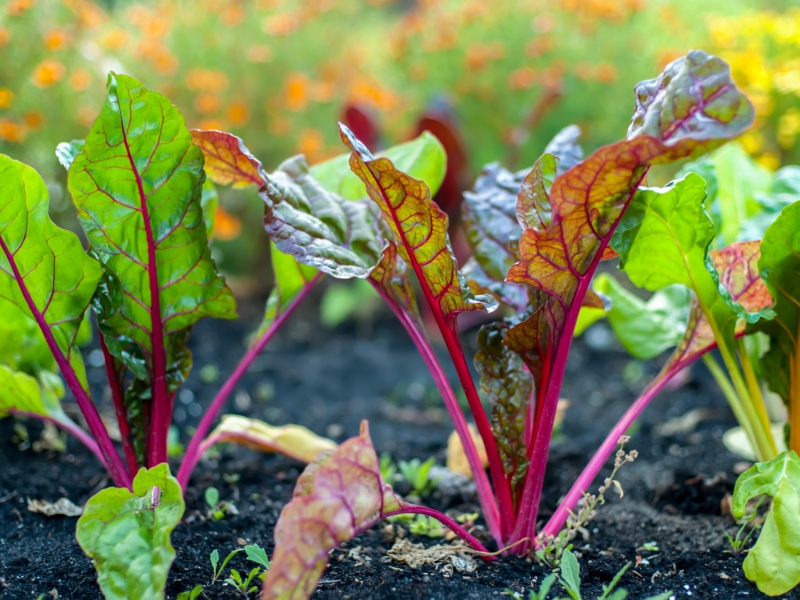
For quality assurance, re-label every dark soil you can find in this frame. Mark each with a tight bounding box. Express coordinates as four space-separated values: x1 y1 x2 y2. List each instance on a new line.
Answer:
0 301 793 600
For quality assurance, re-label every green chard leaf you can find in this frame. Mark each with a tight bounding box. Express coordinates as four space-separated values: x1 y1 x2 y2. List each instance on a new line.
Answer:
751 201 800 452
311 131 447 200
67 74 237 462
0 154 101 389
55 139 86 170
76 464 185 600
475 321 533 490
592 274 689 360
733 451 800 596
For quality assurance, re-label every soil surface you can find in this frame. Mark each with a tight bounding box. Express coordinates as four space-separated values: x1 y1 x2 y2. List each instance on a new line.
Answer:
0 299 794 600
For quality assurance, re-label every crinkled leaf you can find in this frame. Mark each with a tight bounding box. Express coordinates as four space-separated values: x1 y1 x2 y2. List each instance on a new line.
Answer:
261 421 405 600
592 274 689 360
475 322 532 489
311 131 447 200
0 154 101 389
190 129 263 188
369 241 422 324
260 155 383 279
340 125 497 324
68 73 237 382
506 52 753 386
76 464 185 600
750 201 800 431
461 163 527 312
204 415 337 464
732 451 800 596
741 166 800 242
55 139 85 170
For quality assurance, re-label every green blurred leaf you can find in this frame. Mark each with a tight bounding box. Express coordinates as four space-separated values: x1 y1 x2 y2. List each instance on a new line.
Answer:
733 451 800 596
592 273 688 360
76 464 185 600
320 279 380 328
311 131 447 200
201 178 218 237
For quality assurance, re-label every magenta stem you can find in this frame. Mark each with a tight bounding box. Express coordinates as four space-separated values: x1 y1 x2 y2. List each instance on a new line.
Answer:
384 504 494 557
176 272 323 490
99 332 139 475
0 237 130 489
118 119 169 469
371 282 502 543
11 409 103 463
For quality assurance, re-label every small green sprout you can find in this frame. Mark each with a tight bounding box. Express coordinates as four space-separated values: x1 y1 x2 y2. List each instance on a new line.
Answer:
210 548 241 584
177 584 204 600
398 457 441 499
204 486 237 520
225 567 263 598
380 452 397 484
244 543 271 570
640 541 659 553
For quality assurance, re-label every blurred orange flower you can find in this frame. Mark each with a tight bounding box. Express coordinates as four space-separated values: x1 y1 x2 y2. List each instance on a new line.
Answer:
69 69 93 91
78 106 98 127
64 0 106 28
0 119 25 143
0 89 13 109
465 42 505 73
153 52 179 75
31 59 66 88
269 117 291 136
99 28 129 50
284 73 309 111
222 5 246 26
247 45 273 63
596 62 617 83
227 102 250 127
0 27 10 47
23 111 44 130
6 0 35 16
186 69 229 93
264 13 298 35
212 206 242 240
195 94 221 115
44 29 70 51
197 118 226 131
297 128 324 163
508 67 537 90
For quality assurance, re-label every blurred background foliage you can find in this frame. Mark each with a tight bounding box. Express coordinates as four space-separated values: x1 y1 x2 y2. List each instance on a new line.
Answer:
1 0 798 298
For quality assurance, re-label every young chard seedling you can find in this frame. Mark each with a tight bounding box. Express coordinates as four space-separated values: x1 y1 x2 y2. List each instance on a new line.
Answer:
398 457 441 499
211 548 242 585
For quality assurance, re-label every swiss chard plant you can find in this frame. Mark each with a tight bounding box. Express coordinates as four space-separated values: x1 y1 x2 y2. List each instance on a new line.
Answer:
250 50 757 599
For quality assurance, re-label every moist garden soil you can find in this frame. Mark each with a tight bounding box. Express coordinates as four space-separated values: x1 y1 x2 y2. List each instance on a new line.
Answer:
1 299 795 600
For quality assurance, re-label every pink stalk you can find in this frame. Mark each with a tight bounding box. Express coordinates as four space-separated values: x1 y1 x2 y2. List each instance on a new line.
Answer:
176 272 323 489
10 409 103 464
384 504 494 557
541 371 673 540
0 237 131 489
371 282 502 543
99 333 139 475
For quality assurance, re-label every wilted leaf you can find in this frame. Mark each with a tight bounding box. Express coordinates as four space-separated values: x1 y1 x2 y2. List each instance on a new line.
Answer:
542 124 584 176
475 321 532 488
76 464 184 600
203 415 337 464
261 421 405 600
312 131 447 200
27 497 83 517
733 451 800 596
340 124 497 323
261 154 383 279
446 425 488 479
190 129 263 188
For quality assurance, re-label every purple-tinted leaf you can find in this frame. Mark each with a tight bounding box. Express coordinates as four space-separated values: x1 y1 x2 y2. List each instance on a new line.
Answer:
260 155 384 279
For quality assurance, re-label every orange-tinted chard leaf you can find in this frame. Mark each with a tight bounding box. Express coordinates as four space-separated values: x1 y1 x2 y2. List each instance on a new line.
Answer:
261 421 406 600
339 124 498 326
505 51 753 543
368 241 422 324
190 130 263 188
260 155 384 279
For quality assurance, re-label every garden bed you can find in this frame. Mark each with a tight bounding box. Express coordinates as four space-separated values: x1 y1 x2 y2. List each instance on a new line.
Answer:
0 302 785 600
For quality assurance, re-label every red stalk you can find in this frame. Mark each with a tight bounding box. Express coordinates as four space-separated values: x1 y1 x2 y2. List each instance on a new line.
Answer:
98 330 139 476
370 281 503 543
176 273 323 489
11 409 103 464
0 236 131 489
383 504 493 557
117 114 170 468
